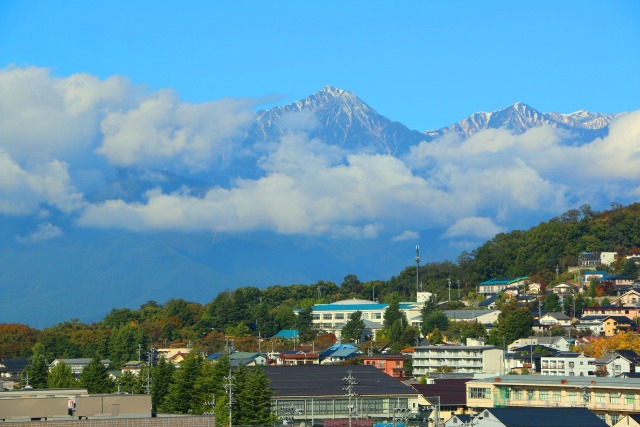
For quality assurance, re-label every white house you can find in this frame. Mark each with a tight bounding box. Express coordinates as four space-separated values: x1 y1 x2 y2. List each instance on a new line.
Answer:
595 352 633 377
540 352 596 376
442 310 500 325
539 312 572 327
508 336 571 352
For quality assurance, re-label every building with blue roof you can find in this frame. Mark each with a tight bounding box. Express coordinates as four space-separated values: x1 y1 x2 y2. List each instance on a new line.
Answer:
273 329 299 339
309 297 425 341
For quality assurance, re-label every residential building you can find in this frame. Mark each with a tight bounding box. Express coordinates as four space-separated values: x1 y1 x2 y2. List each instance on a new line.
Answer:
273 329 299 339
442 310 500 326
278 350 320 366
603 316 634 336
0 358 29 390
319 344 361 364
478 295 498 309
595 352 633 377
412 378 470 424
229 352 269 367
361 354 407 380
477 277 528 297
611 290 640 306
539 312 572 328
508 336 571 352
582 306 639 321
263 365 425 424
540 352 596 376
462 407 606 427
48 358 111 377
412 340 503 376
580 252 617 268
466 375 640 426
600 274 635 289
583 270 608 289
121 360 144 376
576 316 607 336
552 282 578 296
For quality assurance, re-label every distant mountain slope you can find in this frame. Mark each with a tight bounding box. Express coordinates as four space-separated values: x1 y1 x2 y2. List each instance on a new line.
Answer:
424 102 623 144
246 86 427 155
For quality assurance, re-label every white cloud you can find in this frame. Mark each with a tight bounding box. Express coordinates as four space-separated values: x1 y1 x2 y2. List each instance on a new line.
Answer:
0 66 137 164
0 151 85 215
444 217 504 239
16 223 63 243
97 91 256 171
392 230 419 242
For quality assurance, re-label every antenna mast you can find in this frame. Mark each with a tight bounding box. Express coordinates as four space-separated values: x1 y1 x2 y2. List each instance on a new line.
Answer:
416 245 421 297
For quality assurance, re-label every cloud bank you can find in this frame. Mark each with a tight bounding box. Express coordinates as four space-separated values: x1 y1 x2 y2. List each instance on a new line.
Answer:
1 66 639 249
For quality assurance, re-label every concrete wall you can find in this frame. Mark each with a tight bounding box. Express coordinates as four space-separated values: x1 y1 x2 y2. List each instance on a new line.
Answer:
0 393 151 420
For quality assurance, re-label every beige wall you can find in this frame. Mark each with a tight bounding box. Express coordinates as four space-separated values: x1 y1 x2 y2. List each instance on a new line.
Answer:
0 394 151 420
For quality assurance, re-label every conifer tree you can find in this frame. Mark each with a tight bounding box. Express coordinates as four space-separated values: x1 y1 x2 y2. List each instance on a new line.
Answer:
236 367 276 425
48 361 77 388
164 352 203 413
152 357 176 413
80 357 115 393
23 343 49 389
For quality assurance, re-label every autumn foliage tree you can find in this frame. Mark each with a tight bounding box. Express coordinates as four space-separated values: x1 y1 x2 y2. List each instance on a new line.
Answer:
582 332 640 358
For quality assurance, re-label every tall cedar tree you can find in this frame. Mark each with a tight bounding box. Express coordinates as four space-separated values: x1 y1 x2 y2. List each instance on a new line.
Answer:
164 352 203 413
80 357 115 393
296 307 317 342
152 357 176 413
236 367 276 425
383 299 405 328
24 350 48 389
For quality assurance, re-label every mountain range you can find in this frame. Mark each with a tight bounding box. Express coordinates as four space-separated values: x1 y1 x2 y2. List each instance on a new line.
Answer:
0 86 625 327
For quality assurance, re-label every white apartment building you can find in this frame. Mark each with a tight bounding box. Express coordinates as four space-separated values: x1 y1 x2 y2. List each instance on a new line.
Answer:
413 339 503 376
540 352 596 376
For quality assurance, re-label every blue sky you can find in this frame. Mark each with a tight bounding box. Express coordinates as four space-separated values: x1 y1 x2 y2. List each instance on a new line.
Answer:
2 1 639 130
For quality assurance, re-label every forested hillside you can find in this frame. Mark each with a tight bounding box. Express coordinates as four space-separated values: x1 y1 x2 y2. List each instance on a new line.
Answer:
3 203 640 361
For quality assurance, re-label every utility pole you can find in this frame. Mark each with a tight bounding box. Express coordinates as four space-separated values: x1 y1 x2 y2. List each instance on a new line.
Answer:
224 369 234 427
447 278 451 302
457 279 461 299
342 370 358 427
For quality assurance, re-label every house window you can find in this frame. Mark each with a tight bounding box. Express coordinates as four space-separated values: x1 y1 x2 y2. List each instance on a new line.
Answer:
468 387 491 399
323 314 332 320
595 392 606 403
625 393 635 405
610 394 620 404
512 389 523 400
374 313 382 319
526 390 535 401
312 314 320 320
553 391 561 402
610 414 620 425
335 314 344 320
539 390 549 401
567 391 577 402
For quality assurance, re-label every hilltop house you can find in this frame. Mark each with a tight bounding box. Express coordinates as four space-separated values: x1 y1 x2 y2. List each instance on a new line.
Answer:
477 277 528 297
